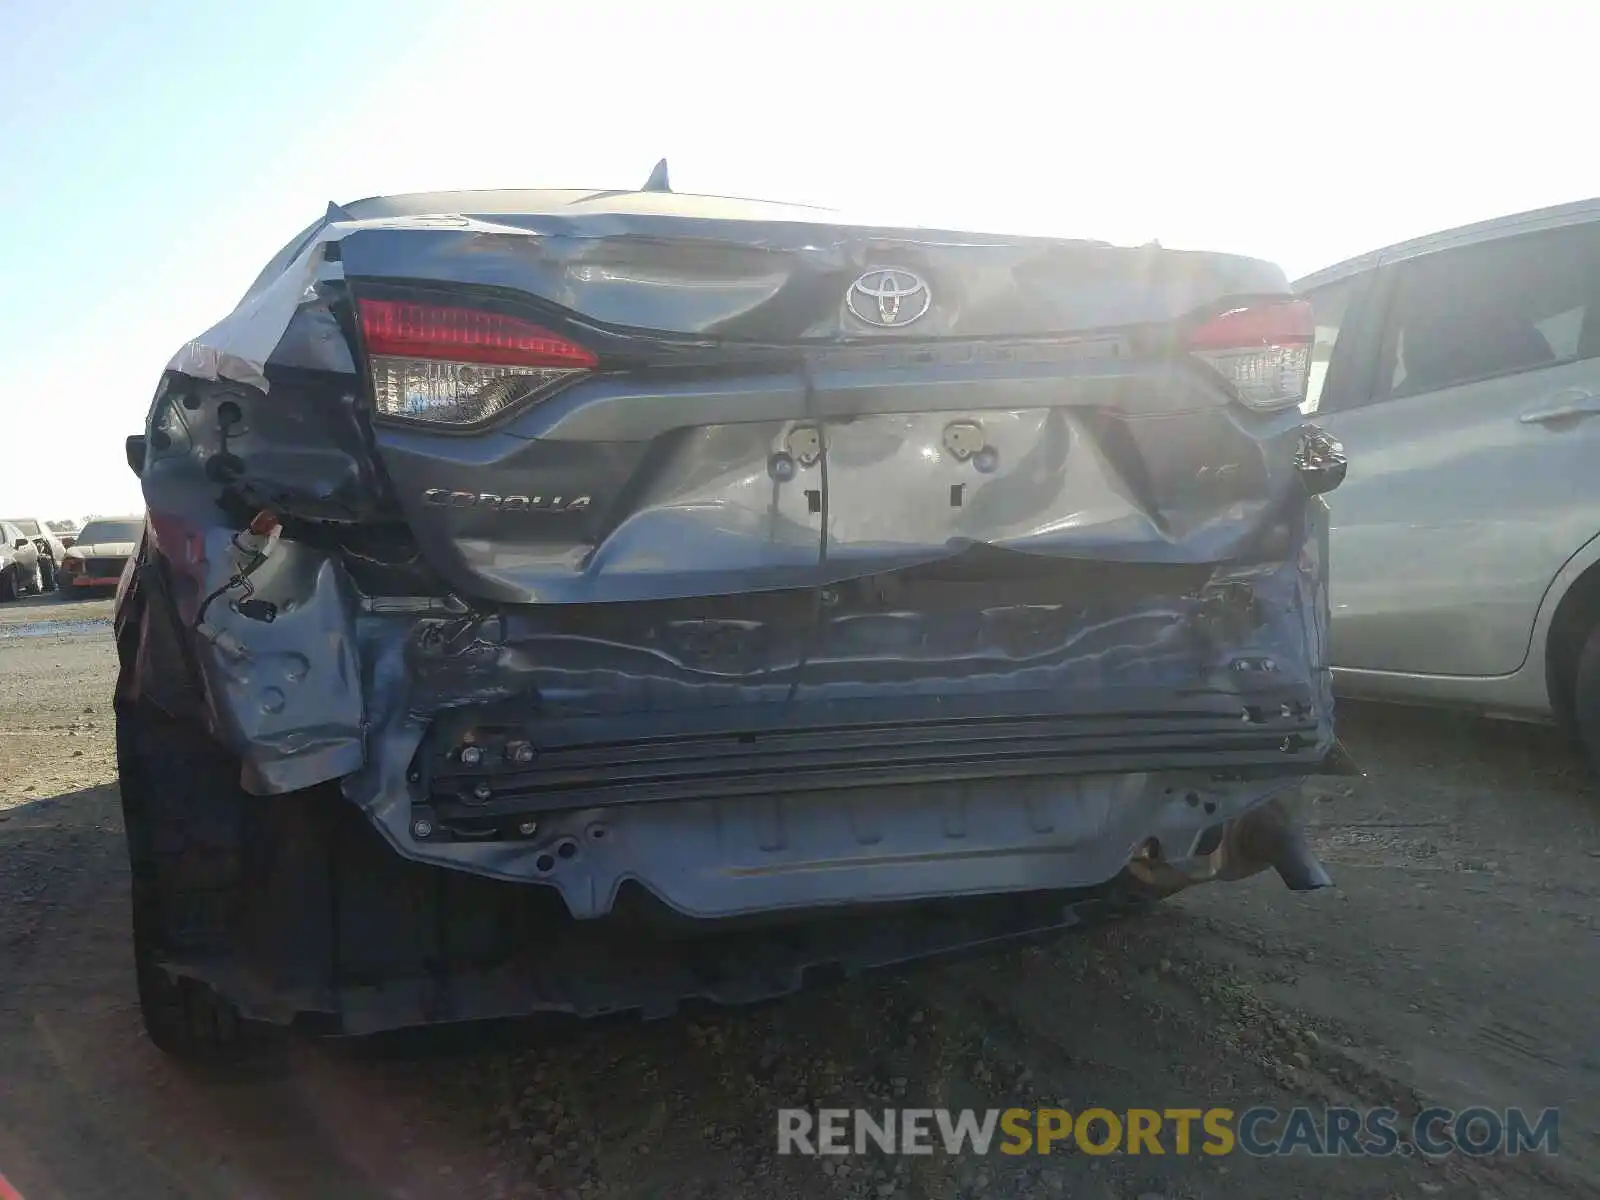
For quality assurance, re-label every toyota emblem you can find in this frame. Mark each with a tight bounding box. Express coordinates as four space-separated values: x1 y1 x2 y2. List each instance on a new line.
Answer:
846 268 932 328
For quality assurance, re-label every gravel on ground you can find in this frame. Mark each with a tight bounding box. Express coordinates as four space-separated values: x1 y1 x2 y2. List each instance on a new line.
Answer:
0 592 1594 1199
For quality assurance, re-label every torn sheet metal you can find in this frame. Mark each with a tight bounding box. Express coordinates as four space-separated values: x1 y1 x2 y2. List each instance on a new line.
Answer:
132 490 1328 912
132 406 1334 915
135 187 1336 926
168 241 336 393
338 518 1330 918
166 214 486 391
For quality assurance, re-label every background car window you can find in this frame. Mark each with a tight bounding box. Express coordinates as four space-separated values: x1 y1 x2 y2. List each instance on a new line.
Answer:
1383 222 1600 401
8 520 40 537
1302 276 1359 413
77 519 143 545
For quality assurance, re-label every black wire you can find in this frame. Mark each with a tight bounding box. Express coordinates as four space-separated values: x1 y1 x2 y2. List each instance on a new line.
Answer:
192 532 268 631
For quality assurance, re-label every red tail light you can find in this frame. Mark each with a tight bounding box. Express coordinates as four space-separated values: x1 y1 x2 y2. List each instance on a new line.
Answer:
357 300 597 368
356 298 597 426
1188 299 1313 411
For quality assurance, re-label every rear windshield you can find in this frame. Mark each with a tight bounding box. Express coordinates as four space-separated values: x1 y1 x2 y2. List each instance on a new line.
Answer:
77 519 142 545
3 519 40 536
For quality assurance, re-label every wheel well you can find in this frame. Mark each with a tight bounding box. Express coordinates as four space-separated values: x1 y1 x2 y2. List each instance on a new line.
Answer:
1544 557 1600 729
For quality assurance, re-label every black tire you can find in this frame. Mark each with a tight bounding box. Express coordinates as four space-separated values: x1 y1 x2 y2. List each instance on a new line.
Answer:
0 564 14 602
1575 623 1600 779
38 555 57 592
116 701 277 1067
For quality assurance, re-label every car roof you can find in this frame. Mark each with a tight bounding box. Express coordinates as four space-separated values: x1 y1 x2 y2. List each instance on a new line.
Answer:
339 188 842 224
1294 195 1600 291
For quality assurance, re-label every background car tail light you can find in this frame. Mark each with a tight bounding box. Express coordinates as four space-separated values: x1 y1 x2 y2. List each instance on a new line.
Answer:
1187 299 1313 411
357 298 598 426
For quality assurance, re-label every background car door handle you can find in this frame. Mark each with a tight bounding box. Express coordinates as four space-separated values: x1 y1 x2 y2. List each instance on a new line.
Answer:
1518 390 1600 424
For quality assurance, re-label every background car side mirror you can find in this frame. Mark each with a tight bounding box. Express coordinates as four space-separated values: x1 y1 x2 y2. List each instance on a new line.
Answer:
126 433 147 478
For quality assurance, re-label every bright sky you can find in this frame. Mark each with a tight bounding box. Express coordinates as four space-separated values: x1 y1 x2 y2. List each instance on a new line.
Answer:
1 0 1592 518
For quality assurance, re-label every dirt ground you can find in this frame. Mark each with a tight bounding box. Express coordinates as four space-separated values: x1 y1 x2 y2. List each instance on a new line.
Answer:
0 593 1595 1200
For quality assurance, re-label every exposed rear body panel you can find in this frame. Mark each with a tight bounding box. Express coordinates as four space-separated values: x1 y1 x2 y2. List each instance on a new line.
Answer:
118 187 1344 1034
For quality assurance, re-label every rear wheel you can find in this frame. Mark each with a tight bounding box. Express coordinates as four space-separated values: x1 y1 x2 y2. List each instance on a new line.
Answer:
1574 623 1600 779
116 701 277 1066
0 564 14 601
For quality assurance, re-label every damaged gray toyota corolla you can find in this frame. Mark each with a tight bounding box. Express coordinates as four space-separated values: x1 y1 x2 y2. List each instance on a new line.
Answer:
113 181 1351 1060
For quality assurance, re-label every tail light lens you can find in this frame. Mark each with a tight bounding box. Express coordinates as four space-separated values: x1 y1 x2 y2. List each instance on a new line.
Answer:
1188 299 1313 411
356 298 598 426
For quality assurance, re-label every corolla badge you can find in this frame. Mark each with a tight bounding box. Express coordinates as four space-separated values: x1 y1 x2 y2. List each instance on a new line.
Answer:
846 268 932 328
422 489 591 512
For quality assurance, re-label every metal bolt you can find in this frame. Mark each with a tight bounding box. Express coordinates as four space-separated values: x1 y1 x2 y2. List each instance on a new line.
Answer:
768 452 797 481
472 782 493 801
518 820 539 836
786 425 822 466
459 745 484 766
1230 657 1278 674
942 419 984 461
411 818 434 839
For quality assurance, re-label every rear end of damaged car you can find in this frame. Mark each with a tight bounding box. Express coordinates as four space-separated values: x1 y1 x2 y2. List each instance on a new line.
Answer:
114 191 1350 1058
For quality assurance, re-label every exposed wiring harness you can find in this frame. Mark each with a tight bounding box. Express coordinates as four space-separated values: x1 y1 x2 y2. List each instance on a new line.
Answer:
192 514 281 654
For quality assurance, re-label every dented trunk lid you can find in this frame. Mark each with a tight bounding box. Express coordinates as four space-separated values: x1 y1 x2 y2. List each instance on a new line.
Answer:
331 189 1286 341
325 193 1306 606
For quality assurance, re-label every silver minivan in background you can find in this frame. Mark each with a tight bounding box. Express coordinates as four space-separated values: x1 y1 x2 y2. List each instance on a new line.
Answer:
1297 197 1600 773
